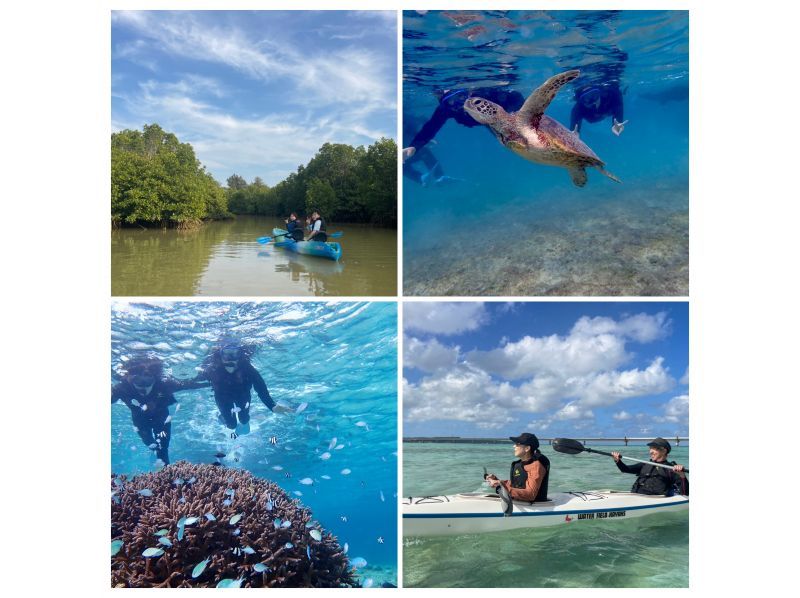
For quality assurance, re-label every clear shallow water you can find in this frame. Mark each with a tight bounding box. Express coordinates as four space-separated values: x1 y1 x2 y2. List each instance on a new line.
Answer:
403 10 688 296
111 217 397 297
403 442 689 587
111 302 397 585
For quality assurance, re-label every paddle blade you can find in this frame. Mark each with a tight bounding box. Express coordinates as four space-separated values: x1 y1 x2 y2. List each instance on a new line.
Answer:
552 438 586 455
329 231 343 238
257 236 272 244
497 484 513 517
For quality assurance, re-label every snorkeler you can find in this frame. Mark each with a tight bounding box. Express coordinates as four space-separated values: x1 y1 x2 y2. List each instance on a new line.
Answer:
111 355 208 465
569 82 628 136
195 342 292 438
402 86 525 167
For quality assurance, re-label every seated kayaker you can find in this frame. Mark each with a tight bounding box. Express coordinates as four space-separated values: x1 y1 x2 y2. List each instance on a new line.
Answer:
285 212 304 241
485 432 550 502
612 437 688 496
307 210 328 243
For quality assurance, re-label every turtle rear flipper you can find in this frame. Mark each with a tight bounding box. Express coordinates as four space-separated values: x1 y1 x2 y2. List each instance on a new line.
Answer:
597 167 622 183
568 166 588 187
519 70 580 127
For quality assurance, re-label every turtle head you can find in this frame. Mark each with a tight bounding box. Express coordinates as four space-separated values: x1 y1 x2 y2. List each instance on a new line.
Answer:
464 97 504 126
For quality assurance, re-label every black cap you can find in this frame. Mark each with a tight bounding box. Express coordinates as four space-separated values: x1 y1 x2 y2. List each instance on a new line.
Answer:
509 433 540 450
647 437 672 453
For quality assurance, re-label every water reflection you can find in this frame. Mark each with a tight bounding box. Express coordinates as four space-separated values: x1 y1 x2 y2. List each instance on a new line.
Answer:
112 216 396 296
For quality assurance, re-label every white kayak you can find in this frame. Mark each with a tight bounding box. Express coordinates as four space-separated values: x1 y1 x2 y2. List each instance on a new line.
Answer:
403 490 688 537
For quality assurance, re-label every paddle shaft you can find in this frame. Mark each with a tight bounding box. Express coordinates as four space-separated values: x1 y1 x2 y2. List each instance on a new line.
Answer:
584 446 689 473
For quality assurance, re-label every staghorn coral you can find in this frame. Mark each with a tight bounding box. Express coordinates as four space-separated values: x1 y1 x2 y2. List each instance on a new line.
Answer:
111 461 360 588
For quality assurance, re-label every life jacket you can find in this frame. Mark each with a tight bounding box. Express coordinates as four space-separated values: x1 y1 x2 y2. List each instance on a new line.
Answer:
509 452 550 502
631 461 679 495
286 220 304 241
315 217 327 233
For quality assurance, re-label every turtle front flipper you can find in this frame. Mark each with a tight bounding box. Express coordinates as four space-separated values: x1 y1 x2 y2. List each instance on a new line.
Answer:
568 166 588 187
519 70 580 127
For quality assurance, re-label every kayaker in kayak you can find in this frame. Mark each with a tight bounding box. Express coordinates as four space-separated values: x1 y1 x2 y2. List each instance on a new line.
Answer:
402 86 525 163
111 355 208 464
194 342 292 438
612 437 688 496
284 212 304 241
485 432 551 502
307 211 328 243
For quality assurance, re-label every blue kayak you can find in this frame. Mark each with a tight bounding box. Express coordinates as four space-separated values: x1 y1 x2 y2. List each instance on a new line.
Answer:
271 228 342 261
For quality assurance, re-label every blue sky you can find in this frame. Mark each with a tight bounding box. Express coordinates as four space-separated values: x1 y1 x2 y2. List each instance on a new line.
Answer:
111 11 397 186
404 302 689 439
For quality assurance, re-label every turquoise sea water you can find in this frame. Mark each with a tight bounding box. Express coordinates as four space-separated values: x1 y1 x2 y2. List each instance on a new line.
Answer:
111 302 397 586
403 442 689 588
403 10 689 296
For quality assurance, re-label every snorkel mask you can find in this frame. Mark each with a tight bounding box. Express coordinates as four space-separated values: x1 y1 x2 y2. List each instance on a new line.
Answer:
131 374 155 397
221 345 241 373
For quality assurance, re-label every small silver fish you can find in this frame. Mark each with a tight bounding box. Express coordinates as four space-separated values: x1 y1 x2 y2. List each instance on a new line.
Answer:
233 528 241 536
321 475 331 480
296 402 308 414
131 399 141 407
272 465 283 471
340 516 348 522
335 444 344 450
253 563 269 573
184 517 199 526
284 472 291 479
380 490 385 502
230 513 243 525
142 547 165 558
164 415 172 424
205 513 216 521
141 404 148 411
223 499 232 506
344 542 349 554
192 558 210 578
319 452 331 461
293 490 303 497
231 406 241 414
242 546 255 555
138 489 153 497
307 544 312 559
299 478 314 485
154 529 169 536
111 539 123 556
328 437 337 450
281 520 291 528
310 530 322 541
270 436 278 445
216 578 243 588
174 478 184 486
273 519 282 529
364 578 374 588
340 469 351 475
158 537 173 547
187 477 196 484
266 500 274 511
284 542 294 549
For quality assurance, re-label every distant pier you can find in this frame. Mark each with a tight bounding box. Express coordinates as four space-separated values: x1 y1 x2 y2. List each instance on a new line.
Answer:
404 436 689 447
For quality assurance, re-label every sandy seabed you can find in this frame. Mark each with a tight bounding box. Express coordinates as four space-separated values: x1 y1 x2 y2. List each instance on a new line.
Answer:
404 187 688 297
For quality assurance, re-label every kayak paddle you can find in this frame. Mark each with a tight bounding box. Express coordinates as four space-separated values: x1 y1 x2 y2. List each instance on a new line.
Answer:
483 467 513 516
552 437 689 473
257 231 341 244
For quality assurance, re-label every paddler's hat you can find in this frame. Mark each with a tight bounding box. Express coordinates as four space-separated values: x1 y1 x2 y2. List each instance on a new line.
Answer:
647 437 672 453
509 432 540 450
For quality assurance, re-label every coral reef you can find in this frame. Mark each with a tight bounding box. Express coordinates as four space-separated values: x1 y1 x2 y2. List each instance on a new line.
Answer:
111 461 359 588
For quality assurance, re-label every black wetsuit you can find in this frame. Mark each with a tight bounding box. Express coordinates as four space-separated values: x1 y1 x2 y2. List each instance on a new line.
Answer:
111 378 207 464
569 85 624 133
409 87 525 152
196 360 276 429
616 459 689 496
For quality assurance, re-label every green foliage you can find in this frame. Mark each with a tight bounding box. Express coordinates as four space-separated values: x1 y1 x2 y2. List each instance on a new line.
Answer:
111 124 231 227
223 138 397 227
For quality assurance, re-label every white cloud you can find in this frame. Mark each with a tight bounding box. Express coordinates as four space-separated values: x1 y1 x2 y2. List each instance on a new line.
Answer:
578 357 675 407
680 366 689 385
404 303 489 336
402 368 516 430
570 312 670 343
467 331 629 379
613 411 632 421
404 336 459 372
655 393 689 424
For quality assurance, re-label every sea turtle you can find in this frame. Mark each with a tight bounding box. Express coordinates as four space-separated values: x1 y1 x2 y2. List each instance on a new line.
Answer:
463 69 621 187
